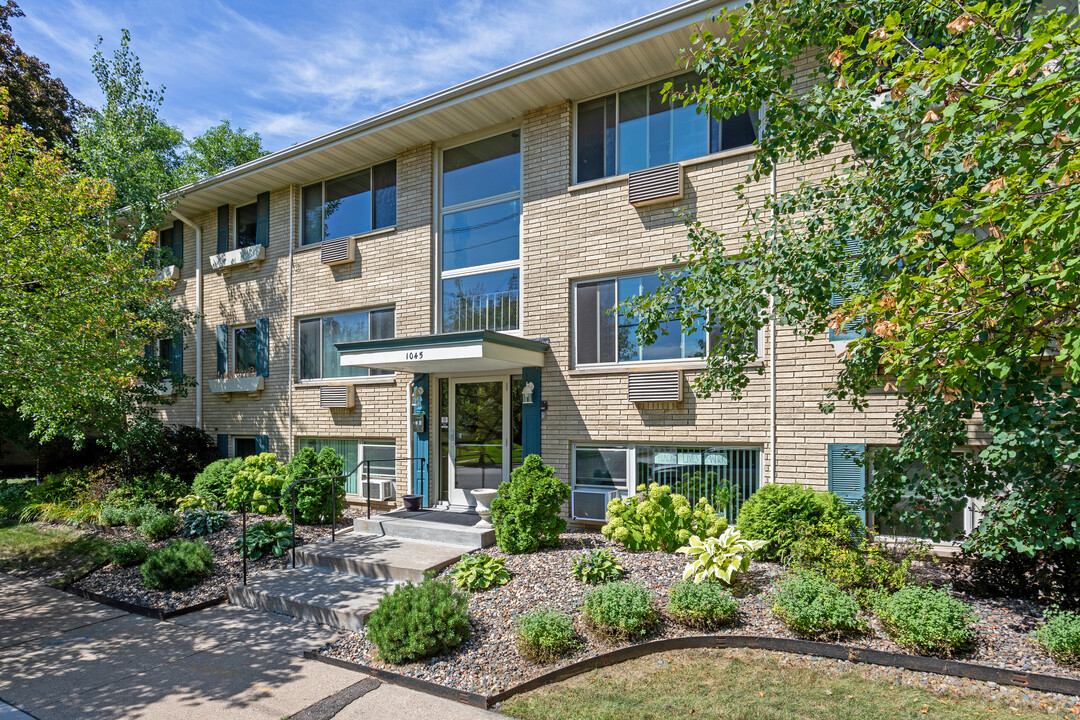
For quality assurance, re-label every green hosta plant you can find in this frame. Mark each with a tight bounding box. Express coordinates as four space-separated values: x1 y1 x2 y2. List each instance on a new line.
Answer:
449 553 510 591
676 527 766 584
174 494 212 514
180 509 230 538
570 549 624 584
602 483 726 552
234 520 294 560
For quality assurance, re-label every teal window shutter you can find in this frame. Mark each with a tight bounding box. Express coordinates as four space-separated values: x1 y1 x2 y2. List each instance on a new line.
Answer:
255 318 269 377
217 434 229 459
170 331 183 375
254 435 269 454
217 205 229 253
171 219 184 266
255 192 270 247
216 324 228 375
827 443 866 513
829 236 865 342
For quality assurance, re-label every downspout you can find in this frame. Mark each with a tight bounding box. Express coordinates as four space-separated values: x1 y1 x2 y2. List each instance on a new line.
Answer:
171 210 203 430
288 186 295 457
406 377 416 497
768 161 778 485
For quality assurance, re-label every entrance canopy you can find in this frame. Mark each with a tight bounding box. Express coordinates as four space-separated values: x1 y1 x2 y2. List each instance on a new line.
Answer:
335 330 548 373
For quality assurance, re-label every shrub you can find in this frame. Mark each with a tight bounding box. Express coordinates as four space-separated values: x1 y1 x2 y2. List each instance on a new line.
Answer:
516 609 577 663
284 447 346 525
0 480 30 519
490 455 571 554
234 520 294 560
139 511 181 541
365 578 471 664
1033 610 1080 665
140 540 213 590
224 454 288 513
180 509 230 538
736 483 855 562
602 483 726 552
874 585 975 656
772 570 863 638
571 549 624 584
99 504 128 527
104 472 187 510
111 539 150 567
667 580 740 629
112 419 220 484
174 494 212 514
582 582 658 640
124 503 162 528
677 527 765 584
449 553 510 591
192 458 244 503
958 547 1080 610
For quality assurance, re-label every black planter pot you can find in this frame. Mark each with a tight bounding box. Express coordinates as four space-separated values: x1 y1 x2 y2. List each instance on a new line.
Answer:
402 494 423 511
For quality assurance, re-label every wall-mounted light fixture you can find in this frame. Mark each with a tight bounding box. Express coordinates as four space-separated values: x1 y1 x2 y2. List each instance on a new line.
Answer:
411 385 425 412
522 381 535 405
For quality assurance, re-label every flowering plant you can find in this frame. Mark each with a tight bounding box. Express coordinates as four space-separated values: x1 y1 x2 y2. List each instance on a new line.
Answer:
601 483 725 552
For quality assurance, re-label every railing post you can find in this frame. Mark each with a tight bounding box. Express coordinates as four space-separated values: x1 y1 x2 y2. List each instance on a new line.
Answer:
364 460 372 520
242 501 248 586
332 476 337 542
291 487 297 569
421 457 427 506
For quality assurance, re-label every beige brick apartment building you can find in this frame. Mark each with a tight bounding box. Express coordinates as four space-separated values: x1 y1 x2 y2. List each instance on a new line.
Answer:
149 0 973 538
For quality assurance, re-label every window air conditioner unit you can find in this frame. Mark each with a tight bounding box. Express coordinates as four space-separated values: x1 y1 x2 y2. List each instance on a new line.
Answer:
359 478 395 502
572 488 618 521
320 235 355 265
628 162 683 206
320 384 354 409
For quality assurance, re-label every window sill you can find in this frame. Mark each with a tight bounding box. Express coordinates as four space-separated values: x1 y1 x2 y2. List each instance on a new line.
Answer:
569 361 706 376
568 145 760 193
210 245 265 275
294 375 397 389
295 226 397 254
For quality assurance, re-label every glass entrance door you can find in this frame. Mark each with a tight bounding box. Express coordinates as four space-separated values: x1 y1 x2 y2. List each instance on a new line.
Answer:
449 377 508 506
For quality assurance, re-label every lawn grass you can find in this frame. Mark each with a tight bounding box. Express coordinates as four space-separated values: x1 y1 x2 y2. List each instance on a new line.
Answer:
0 519 113 586
501 648 1052 720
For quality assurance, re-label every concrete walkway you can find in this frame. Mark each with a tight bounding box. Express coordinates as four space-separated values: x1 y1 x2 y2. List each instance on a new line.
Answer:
0 574 493 719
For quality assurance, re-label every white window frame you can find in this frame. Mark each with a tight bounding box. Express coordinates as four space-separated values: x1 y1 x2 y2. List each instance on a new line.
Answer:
296 306 395 383
300 160 397 248
232 323 257 376
434 125 524 335
571 442 762 496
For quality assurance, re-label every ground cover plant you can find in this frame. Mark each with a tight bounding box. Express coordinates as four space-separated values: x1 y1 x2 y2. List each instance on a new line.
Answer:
771 570 863 639
139 539 213 591
570 548 624 584
736 484 853 562
235 519 294 560
516 609 577 663
676 527 764 584
490 455 571 554
365 577 471 664
449 553 510 591
138 511 180 541
582 581 658 641
1033 610 1080 666
666 580 739 629
110 539 149 567
873 585 976 656
602 483 725 552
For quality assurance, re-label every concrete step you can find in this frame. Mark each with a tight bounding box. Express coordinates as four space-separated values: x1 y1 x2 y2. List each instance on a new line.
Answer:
352 509 495 550
294 532 465 582
227 567 395 631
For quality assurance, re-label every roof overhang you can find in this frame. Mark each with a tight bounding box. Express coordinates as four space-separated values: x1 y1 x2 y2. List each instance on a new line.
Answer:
336 331 548 373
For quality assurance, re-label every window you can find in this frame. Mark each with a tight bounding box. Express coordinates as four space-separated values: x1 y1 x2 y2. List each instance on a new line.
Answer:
233 437 257 458
159 227 173 256
298 308 394 380
576 72 759 183
867 451 973 542
236 202 258 248
573 444 760 521
302 161 396 246
297 438 395 495
157 337 173 369
439 131 521 333
233 325 257 375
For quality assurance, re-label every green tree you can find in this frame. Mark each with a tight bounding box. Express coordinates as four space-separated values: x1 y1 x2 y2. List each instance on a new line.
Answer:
625 0 1080 558
178 120 266 183
0 1 82 148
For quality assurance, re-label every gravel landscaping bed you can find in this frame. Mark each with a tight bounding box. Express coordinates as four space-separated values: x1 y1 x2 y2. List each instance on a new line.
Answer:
70 509 360 613
316 531 1080 702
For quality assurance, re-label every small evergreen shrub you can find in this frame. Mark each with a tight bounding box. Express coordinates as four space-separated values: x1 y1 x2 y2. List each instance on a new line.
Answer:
180 509 230 538
516 609 577 663
874 585 976 656
449 553 510 591
139 511 181 541
1033 610 1080 665
192 458 244 503
234 520 294 560
490 455 571 554
365 578 471 664
602 483 726 552
224 454 288 513
666 580 740 629
582 582 658 640
772 570 863 638
111 539 150 567
99 504 129 527
284 446 347 524
140 540 213 590
737 483 856 562
570 549 624 584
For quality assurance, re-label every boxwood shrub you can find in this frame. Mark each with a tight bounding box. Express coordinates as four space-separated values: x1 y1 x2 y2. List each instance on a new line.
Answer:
366 578 471 664
736 483 855 562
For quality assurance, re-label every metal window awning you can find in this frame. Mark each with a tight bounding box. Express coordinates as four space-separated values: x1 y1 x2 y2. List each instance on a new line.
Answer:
335 331 548 373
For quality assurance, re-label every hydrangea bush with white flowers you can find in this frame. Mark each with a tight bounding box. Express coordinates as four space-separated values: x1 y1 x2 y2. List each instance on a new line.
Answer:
601 483 725 552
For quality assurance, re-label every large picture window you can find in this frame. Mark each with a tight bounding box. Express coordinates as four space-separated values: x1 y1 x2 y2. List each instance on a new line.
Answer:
301 161 396 246
299 308 394 380
576 72 759 183
233 325 257 375
439 131 521 333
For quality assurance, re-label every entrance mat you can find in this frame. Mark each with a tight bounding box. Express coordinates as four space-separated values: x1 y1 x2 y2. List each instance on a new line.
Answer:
289 678 381 720
305 634 1080 709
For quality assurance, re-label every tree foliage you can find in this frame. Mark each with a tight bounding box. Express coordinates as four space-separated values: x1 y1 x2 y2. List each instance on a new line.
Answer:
625 0 1080 557
178 120 267 183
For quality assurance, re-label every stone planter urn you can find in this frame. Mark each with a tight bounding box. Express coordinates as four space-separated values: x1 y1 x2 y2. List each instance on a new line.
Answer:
471 489 499 528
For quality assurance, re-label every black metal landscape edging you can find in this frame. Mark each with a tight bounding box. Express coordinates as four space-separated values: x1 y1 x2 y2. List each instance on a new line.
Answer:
306 635 1080 710
62 584 228 620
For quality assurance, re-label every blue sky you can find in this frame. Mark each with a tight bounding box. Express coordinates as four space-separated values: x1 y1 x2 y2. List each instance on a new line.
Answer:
16 0 677 152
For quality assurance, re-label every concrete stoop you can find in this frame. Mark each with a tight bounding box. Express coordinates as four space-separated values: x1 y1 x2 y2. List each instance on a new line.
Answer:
352 509 496 550
294 533 465 582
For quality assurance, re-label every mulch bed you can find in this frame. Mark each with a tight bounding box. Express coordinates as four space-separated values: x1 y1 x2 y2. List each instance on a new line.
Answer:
315 532 1080 704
